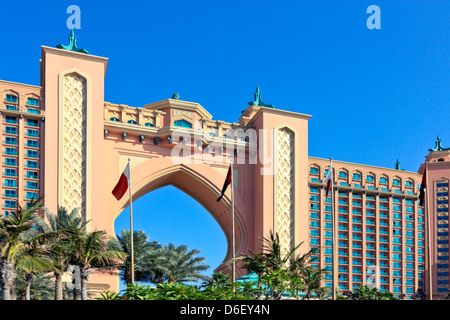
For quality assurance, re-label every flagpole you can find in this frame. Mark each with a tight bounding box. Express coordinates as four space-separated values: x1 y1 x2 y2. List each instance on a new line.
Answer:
231 158 236 285
425 161 432 300
128 158 135 285
329 158 336 300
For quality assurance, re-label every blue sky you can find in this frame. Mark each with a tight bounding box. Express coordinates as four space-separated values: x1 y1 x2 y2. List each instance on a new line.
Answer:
1 1 449 286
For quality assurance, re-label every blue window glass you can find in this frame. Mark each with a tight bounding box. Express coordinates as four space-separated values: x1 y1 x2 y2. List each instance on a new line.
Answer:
27 140 39 148
5 126 17 134
4 158 17 166
26 161 38 169
26 150 39 158
6 105 17 111
127 120 137 124
27 108 39 114
5 116 17 124
5 169 17 177
26 181 38 189
174 120 192 128
339 171 347 178
4 179 16 187
26 171 38 179
26 119 39 127
5 200 16 208
310 167 319 174
4 190 17 198
27 129 39 137
5 95 17 103
26 98 39 106
145 122 154 127
26 192 38 200
380 177 387 184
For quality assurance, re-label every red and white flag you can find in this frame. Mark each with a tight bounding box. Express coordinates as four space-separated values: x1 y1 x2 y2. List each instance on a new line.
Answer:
112 163 130 200
324 159 333 199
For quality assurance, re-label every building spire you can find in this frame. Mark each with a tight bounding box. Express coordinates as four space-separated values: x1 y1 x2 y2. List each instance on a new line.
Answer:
428 136 450 152
248 85 274 108
56 29 89 54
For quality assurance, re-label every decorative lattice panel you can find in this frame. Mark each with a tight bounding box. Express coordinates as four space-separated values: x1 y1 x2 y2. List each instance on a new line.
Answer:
275 128 295 256
62 74 87 217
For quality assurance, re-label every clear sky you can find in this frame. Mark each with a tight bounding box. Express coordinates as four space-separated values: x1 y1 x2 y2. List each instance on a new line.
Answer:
1 1 449 287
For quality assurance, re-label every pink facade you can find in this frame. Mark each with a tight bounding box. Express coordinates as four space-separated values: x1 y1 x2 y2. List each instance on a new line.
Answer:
0 39 449 299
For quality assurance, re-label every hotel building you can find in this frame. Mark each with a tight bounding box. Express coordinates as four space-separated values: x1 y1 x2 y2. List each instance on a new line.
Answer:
0 33 449 299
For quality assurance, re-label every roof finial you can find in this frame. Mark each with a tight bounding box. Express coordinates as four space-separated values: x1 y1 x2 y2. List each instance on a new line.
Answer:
248 85 274 108
395 158 403 170
428 135 450 152
56 29 88 54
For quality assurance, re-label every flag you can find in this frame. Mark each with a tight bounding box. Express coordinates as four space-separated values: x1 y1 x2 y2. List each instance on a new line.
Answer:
112 163 130 200
324 160 333 199
419 166 427 207
217 165 232 202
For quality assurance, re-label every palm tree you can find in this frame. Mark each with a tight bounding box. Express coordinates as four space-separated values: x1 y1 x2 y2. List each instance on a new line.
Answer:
68 229 125 300
238 232 301 299
152 243 210 284
114 230 161 286
39 207 87 300
0 199 59 300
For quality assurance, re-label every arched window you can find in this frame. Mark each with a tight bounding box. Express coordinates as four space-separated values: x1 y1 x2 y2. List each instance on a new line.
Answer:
127 120 137 124
174 120 192 128
109 117 120 122
145 122 154 127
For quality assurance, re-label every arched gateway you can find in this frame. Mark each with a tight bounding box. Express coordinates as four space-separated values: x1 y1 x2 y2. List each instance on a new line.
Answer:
40 42 311 294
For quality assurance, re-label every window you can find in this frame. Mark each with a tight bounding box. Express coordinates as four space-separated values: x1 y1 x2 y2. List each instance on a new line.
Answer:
27 140 39 148
26 150 39 158
174 120 192 128
4 200 16 208
4 179 16 187
380 177 387 184
26 192 38 200
5 137 17 145
366 175 374 182
353 173 361 180
6 105 17 111
405 181 413 188
27 108 39 114
4 158 17 166
5 94 17 103
339 171 347 179
26 98 39 106
26 181 38 190
5 116 17 124
26 119 39 127
5 126 17 134
27 129 39 137
110 117 120 122
26 161 38 169
4 189 17 198
144 122 154 127
26 171 38 179
310 167 319 174
127 120 137 124
5 168 17 177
